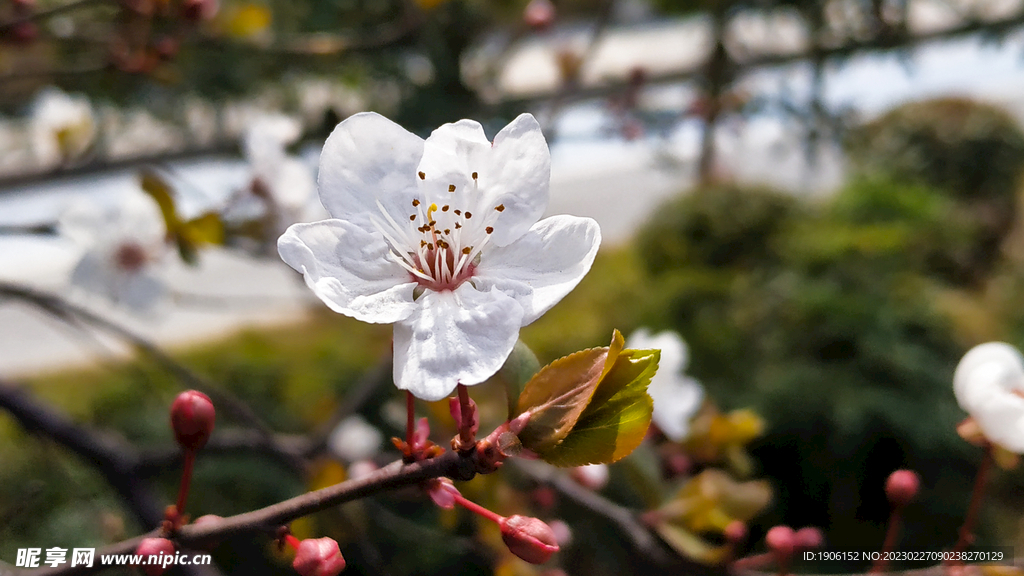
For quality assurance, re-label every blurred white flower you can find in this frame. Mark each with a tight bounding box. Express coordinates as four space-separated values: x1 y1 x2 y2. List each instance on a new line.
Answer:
571 463 609 490
626 328 704 442
953 342 1024 453
327 415 384 462
30 87 96 167
279 112 601 401
59 193 169 313
224 113 322 252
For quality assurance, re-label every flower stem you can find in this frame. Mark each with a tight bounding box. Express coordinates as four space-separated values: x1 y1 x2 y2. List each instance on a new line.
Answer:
175 449 195 520
457 384 474 448
951 443 993 558
406 391 415 449
452 491 504 524
871 508 902 574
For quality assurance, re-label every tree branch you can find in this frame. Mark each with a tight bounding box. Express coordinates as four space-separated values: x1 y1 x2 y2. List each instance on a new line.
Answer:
0 380 162 528
17 449 483 576
510 459 715 574
0 281 308 474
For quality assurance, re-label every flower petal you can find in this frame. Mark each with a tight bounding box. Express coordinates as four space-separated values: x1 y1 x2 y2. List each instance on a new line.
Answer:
417 119 490 205
971 390 1024 452
474 215 601 325
278 219 418 324
393 283 525 401
317 112 424 227
954 342 1024 452
481 113 551 246
627 329 703 441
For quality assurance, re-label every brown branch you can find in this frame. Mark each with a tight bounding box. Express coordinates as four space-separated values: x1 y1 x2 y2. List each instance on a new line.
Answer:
510 459 717 574
0 0 111 34
303 356 392 459
497 9 1024 110
18 449 482 576
0 380 162 527
0 281 307 474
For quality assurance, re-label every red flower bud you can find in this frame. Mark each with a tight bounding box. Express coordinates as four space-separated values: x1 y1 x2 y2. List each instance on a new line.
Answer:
500 515 559 564
766 525 796 558
170 390 215 450
885 469 920 507
135 538 175 576
292 537 346 576
523 0 555 30
724 520 747 544
794 526 824 549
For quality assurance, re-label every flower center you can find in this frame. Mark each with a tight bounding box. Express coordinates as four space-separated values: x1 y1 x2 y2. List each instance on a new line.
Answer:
114 242 148 273
371 173 506 292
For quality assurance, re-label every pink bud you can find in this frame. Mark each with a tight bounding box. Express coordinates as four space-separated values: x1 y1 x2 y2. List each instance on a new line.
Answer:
170 390 215 451
449 396 479 438
724 520 747 544
766 525 796 558
293 537 346 576
500 515 559 564
793 527 824 549
427 479 459 509
412 417 431 448
181 0 218 21
886 469 920 507
135 538 175 576
523 0 555 30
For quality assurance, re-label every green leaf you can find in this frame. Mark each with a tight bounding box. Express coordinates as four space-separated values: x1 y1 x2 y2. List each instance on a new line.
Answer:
140 170 223 266
514 346 608 453
140 170 181 231
537 348 658 467
176 213 225 264
650 522 729 565
499 340 541 421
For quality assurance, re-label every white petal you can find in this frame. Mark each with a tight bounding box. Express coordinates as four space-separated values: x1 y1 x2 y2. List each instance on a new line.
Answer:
69 252 166 313
953 342 1024 414
393 283 524 401
481 113 550 246
474 215 600 325
416 119 490 208
971 389 1024 452
627 329 703 441
59 200 107 246
953 342 1024 452
244 113 302 165
317 112 424 226
270 158 317 213
278 219 418 324
328 415 383 462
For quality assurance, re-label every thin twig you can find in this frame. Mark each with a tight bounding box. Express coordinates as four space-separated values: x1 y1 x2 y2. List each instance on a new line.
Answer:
0 0 111 34
20 449 482 576
0 281 307 473
510 459 684 569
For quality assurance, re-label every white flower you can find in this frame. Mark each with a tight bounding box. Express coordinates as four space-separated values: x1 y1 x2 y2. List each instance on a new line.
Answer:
279 112 601 401
60 193 169 313
953 342 1024 453
626 328 704 442
327 415 384 462
30 87 96 167
225 113 321 251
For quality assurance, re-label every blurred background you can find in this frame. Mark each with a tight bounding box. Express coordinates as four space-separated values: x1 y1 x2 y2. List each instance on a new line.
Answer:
3 0 1024 574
